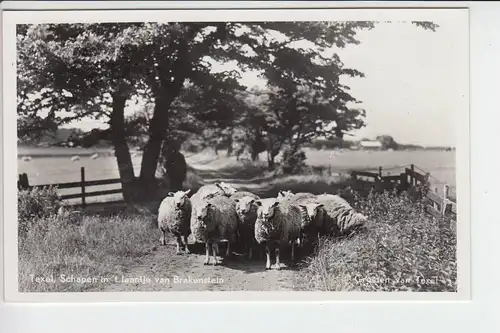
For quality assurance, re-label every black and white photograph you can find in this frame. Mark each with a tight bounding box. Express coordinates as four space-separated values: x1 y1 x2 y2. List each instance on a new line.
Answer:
3 5 469 301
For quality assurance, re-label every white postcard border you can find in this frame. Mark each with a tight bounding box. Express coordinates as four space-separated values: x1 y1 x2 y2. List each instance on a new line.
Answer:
2 5 470 303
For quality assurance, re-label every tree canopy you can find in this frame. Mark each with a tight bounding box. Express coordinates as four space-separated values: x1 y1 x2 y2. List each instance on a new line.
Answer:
17 20 438 201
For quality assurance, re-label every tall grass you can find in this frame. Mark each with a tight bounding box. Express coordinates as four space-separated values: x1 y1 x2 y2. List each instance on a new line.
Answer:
18 189 159 292
295 189 457 292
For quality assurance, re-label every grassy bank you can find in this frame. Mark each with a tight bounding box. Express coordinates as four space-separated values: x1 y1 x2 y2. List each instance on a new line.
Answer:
18 188 159 292
295 190 457 292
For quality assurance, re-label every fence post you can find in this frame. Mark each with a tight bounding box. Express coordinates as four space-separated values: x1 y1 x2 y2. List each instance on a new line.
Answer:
399 172 406 190
441 184 450 215
410 164 415 186
19 173 30 190
378 166 382 178
81 167 86 207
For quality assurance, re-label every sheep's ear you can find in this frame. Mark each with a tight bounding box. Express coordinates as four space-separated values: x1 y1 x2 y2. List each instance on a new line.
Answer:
254 200 262 206
272 201 279 208
167 192 175 196
298 204 306 209
317 204 324 209
234 198 240 203
249 199 255 204
184 189 191 196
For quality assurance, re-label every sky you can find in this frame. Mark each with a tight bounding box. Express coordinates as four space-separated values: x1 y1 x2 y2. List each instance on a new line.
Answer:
64 20 464 147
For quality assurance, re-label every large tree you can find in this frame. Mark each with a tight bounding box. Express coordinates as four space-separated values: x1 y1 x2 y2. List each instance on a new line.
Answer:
17 20 438 201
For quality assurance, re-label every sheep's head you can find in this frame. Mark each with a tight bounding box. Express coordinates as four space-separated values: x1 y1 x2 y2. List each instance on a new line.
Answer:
168 189 191 209
216 182 237 196
277 190 293 200
196 202 214 228
255 199 279 220
298 203 324 228
234 196 257 216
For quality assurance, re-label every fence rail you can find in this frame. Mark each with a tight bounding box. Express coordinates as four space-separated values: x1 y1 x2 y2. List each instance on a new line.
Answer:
18 166 122 207
18 164 457 219
350 164 457 220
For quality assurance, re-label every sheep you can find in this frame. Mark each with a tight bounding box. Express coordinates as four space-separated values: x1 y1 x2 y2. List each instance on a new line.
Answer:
157 189 192 254
294 197 326 249
277 190 316 203
233 192 260 260
70 155 80 162
254 198 302 270
231 191 259 200
190 195 238 265
315 194 367 237
90 153 99 160
190 182 237 202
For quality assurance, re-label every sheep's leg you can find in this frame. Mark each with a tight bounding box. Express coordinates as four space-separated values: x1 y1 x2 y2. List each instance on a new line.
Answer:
160 228 166 246
265 244 271 270
212 243 219 266
291 241 295 262
183 235 190 254
204 242 210 265
225 241 231 257
175 235 183 254
275 247 281 270
248 245 253 261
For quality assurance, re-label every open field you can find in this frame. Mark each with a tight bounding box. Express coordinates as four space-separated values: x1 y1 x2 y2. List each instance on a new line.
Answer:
17 146 456 205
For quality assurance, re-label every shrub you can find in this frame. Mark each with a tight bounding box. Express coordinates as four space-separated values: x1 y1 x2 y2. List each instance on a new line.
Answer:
18 186 62 239
280 149 307 175
295 189 456 292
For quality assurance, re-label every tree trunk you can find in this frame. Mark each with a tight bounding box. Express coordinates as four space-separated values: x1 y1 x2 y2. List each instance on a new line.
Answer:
110 94 136 203
138 95 170 201
226 136 233 157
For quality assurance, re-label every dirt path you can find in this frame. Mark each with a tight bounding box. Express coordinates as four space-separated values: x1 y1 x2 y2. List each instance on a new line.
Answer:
100 242 299 292
99 161 299 292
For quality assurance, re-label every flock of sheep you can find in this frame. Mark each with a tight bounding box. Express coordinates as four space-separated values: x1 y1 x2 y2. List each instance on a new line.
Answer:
157 182 368 270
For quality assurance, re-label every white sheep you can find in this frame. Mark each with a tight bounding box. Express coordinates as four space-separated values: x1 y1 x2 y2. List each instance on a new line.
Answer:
232 192 260 260
190 195 238 265
157 189 192 254
277 190 316 203
190 182 237 202
294 197 326 248
315 194 367 237
70 155 80 162
254 198 302 270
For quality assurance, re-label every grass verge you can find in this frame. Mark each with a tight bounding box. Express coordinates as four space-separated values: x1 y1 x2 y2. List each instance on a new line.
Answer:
18 212 159 292
295 190 457 292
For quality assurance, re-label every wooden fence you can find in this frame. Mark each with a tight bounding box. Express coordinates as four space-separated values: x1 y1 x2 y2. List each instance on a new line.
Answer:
18 166 122 207
18 164 457 219
349 164 457 219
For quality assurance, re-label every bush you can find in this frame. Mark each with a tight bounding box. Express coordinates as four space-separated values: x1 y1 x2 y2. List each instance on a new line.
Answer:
295 189 456 292
18 186 62 239
280 149 307 175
